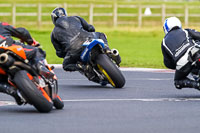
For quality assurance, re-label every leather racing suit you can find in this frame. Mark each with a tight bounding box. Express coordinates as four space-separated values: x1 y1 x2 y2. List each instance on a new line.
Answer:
161 27 200 89
51 16 108 71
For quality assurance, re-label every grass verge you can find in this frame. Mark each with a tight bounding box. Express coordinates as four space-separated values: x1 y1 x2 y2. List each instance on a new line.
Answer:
29 27 166 68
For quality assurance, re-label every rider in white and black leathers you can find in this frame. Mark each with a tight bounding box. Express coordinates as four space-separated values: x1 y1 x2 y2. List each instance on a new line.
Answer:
162 17 200 89
50 7 115 72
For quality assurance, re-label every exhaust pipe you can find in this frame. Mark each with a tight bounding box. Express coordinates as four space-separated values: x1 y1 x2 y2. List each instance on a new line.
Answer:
0 53 37 76
0 53 8 64
111 49 121 65
0 53 14 66
111 49 119 56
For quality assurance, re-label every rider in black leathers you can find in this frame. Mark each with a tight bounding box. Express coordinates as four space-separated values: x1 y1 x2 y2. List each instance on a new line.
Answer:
0 22 53 105
162 17 200 90
50 7 119 72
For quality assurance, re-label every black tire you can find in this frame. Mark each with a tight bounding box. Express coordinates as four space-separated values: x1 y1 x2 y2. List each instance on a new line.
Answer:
53 96 64 109
96 54 125 88
13 70 53 113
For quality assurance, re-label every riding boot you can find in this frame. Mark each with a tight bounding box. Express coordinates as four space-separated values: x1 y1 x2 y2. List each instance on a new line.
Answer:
76 63 89 72
174 78 200 90
76 63 96 80
34 62 54 79
63 64 78 71
0 83 23 105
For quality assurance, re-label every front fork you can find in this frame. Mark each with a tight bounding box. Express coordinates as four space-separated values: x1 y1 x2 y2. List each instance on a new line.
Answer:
50 79 59 100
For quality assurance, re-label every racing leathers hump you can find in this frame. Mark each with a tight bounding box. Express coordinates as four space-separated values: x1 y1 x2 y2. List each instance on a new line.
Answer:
51 16 95 58
161 28 197 69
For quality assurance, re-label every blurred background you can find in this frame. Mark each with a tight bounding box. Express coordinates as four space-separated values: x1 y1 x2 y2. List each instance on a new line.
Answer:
1 0 200 68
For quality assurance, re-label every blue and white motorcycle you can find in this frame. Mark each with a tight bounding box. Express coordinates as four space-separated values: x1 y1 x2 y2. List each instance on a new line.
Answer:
78 39 125 88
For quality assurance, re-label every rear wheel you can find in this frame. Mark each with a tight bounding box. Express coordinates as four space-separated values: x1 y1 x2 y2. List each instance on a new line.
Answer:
13 70 53 113
96 54 125 88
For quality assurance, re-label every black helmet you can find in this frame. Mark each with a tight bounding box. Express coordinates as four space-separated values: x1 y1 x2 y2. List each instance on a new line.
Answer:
51 7 67 25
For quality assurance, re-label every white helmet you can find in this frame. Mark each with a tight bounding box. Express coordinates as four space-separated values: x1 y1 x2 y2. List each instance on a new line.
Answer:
163 17 182 35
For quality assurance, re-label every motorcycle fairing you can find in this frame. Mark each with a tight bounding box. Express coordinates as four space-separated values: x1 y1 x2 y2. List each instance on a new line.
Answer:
80 39 105 62
0 45 26 60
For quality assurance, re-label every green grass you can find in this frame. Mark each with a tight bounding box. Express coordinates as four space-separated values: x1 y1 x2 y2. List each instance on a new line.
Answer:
107 29 164 68
1 0 200 28
1 0 200 68
28 27 166 68
29 30 63 64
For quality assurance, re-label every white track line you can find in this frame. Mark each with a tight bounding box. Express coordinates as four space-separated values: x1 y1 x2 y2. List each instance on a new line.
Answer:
0 101 16 106
58 78 172 81
51 64 174 73
1 98 199 107
62 98 200 102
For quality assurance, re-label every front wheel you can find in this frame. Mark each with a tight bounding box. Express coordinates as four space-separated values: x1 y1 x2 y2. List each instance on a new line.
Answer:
96 54 125 88
53 95 64 109
13 70 53 113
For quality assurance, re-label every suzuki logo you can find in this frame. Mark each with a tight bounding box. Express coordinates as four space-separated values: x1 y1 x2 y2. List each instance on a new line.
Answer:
17 47 22 51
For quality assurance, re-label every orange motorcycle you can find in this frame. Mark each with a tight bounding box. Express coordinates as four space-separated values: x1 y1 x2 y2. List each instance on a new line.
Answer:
0 45 64 113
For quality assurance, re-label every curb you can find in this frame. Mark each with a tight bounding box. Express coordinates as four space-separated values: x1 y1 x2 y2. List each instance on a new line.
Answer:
50 64 174 73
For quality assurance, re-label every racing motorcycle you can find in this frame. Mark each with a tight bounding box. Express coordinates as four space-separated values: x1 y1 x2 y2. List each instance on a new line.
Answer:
0 45 64 113
78 39 125 88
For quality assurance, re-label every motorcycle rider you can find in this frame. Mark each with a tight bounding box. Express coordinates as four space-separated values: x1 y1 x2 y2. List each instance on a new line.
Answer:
162 17 200 90
0 22 53 105
50 7 121 72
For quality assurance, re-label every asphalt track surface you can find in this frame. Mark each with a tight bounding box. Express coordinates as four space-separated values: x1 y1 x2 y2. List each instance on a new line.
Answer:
1 68 200 133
